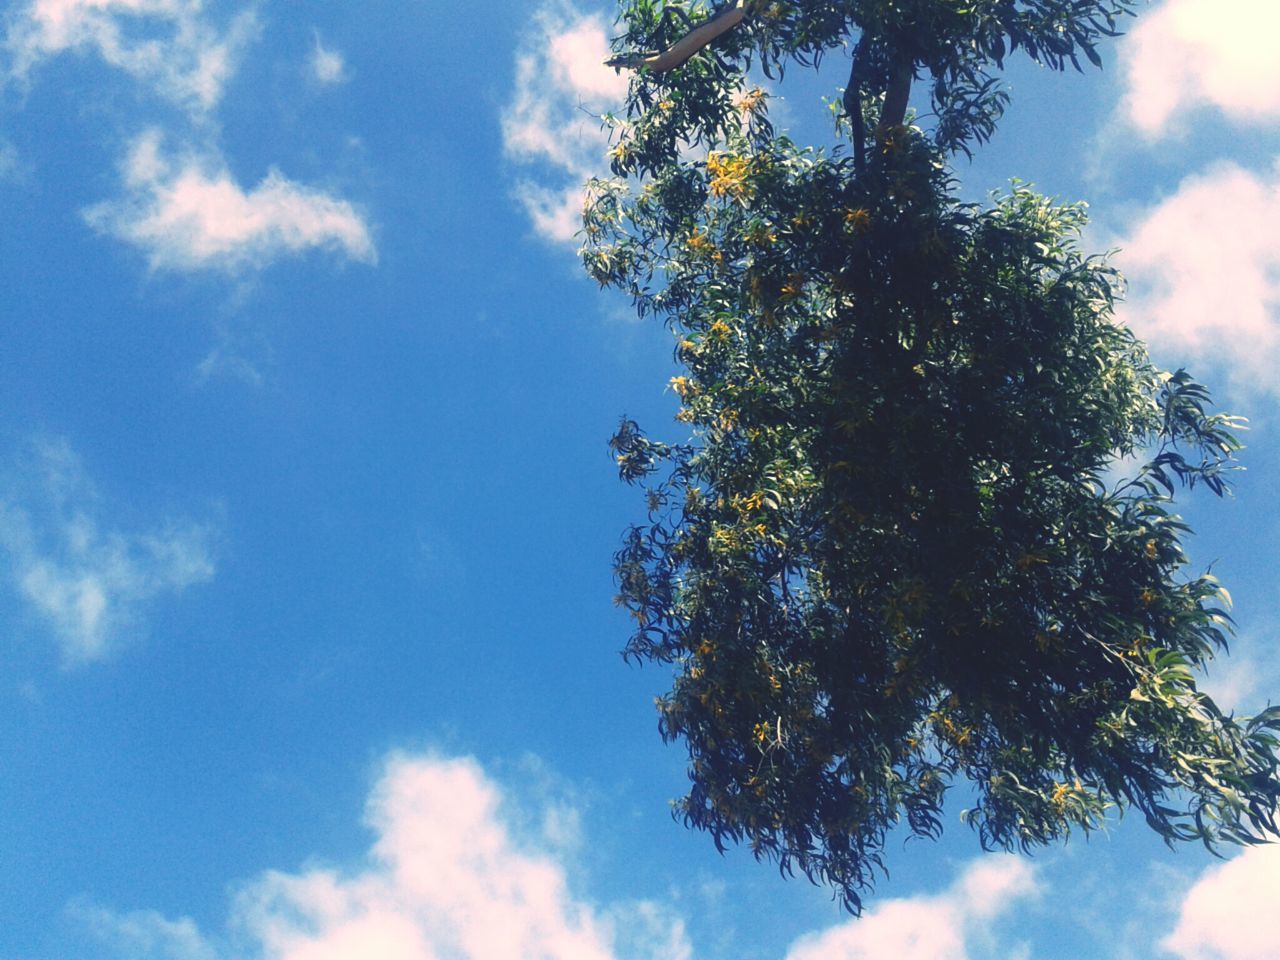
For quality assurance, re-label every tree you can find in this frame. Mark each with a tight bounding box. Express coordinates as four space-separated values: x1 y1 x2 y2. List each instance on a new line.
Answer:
584 0 1280 914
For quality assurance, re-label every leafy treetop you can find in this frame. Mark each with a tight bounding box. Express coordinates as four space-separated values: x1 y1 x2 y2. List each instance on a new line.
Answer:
586 0 1280 914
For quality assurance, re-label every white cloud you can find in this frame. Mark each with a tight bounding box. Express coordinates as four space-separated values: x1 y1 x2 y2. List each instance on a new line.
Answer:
3 0 258 113
1113 158 1280 394
1120 0 1280 136
0 438 215 664
83 752 690 960
308 31 345 86
785 857 1038 960
1163 844 1280 960
84 129 376 272
501 0 628 243
3 3 375 283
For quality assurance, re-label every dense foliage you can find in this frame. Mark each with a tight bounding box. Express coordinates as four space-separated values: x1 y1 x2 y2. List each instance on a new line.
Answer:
586 0 1280 912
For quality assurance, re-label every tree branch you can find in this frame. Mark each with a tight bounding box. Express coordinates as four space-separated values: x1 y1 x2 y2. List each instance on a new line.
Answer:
606 1 749 73
878 53 914 133
843 35 870 173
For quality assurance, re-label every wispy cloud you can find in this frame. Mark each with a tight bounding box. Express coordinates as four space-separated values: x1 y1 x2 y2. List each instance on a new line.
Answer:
1113 158 1280 395
1163 844 1280 960
84 129 376 272
308 30 346 86
82 751 689 960
0 136 22 181
1119 0 1280 137
501 0 627 243
3 0 258 114
0 438 215 664
1196 617 1280 717
72 903 218 960
785 857 1038 960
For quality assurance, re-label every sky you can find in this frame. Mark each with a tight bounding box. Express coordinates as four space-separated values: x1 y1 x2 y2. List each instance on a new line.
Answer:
0 1 1278 958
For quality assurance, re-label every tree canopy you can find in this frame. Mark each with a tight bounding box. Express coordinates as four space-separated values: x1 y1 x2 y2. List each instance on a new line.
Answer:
585 0 1280 913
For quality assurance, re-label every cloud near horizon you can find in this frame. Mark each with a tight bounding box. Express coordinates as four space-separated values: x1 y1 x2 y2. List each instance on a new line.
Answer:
0 438 215 664
74 748 1280 960
785 856 1038 960
1120 0 1280 137
82 751 691 960
1163 844 1280 960
501 0 627 244
1113 158 1280 396
3 0 259 113
85 129 376 272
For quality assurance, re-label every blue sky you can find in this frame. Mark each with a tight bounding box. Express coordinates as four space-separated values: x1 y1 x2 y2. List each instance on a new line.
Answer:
0 1 1278 958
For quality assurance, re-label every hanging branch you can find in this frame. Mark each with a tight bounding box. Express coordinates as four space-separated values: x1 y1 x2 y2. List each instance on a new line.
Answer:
606 0 749 73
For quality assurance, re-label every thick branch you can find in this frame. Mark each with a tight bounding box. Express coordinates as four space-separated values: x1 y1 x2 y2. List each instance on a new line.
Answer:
606 0 748 73
878 54 914 132
843 35 870 172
